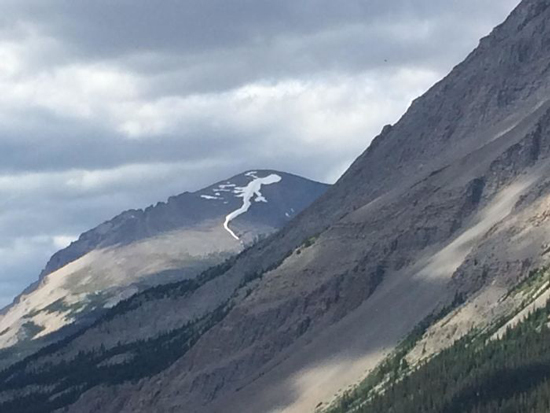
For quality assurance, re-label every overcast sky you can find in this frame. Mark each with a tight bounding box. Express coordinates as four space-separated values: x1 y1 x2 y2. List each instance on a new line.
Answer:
0 0 520 307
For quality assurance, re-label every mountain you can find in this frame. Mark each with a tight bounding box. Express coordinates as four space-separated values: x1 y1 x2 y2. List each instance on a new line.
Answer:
328 289 550 413
0 170 328 368
2 0 550 412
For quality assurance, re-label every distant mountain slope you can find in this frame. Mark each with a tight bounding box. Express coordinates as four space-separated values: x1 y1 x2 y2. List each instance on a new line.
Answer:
3 1 550 413
0 170 328 366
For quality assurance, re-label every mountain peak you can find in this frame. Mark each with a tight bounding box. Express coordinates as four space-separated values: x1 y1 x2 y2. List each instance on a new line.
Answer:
0 170 328 366
39 169 326 278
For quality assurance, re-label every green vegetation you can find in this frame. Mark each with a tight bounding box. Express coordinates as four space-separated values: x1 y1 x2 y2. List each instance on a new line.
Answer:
26 293 106 320
96 254 244 324
0 254 243 413
303 235 318 249
0 241 293 413
20 322 44 340
506 267 550 302
328 297 550 413
0 339 47 369
295 234 319 256
328 293 464 413
0 302 231 413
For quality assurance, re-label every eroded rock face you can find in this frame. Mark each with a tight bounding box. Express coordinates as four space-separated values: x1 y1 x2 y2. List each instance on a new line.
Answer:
3 1 550 412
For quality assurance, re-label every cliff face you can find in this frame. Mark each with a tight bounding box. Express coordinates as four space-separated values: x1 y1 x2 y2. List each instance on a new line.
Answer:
2 1 550 412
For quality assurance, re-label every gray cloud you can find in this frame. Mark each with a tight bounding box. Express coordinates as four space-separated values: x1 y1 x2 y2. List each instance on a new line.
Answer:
3 0 518 94
0 0 520 307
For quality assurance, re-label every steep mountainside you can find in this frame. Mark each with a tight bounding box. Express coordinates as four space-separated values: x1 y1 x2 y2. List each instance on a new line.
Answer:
327 269 550 413
0 170 328 368
2 1 550 412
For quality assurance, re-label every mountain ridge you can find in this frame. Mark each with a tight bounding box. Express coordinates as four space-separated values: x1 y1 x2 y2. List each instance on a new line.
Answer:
0 169 328 369
37 168 326 280
3 1 550 412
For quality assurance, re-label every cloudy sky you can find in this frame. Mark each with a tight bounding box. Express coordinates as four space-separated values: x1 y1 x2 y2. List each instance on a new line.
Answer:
0 0 520 307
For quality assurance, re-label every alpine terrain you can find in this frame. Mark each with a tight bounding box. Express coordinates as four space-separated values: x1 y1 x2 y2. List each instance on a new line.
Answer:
0 170 328 370
3 0 550 412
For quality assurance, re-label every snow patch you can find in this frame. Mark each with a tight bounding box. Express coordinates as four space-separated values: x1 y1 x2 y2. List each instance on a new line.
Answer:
211 183 236 194
223 172 282 240
201 195 222 200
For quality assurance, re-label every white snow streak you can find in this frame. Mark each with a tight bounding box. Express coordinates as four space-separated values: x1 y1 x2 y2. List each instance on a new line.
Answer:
223 172 282 240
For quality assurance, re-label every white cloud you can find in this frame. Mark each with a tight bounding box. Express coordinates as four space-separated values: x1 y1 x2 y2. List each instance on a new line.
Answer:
52 235 76 250
0 61 139 121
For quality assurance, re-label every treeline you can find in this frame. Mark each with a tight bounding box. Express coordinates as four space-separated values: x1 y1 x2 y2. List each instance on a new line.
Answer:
0 258 239 413
331 299 550 413
0 239 294 413
0 302 231 413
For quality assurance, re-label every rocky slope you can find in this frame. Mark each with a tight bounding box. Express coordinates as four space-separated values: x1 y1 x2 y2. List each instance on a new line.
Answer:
2 0 550 412
327 281 550 413
0 170 328 368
